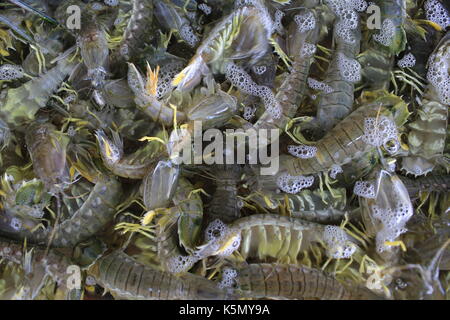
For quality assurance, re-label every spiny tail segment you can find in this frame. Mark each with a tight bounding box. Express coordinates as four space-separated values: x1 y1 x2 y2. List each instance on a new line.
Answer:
235 263 381 300
90 250 238 300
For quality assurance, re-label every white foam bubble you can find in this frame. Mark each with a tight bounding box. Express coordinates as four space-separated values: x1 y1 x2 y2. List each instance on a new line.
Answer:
10 217 22 231
157 61 184 99
167 255 198 274
243 105 256 120
329 164 343 179
354 180 377 199
307 78 333 93
198 3 212 15
180 24 199 47
335 21 357 44
323 225 356 259
205 219 228 242
427 49 450 104
85 276 96 286
301 42 317 57
252 65 267 75
287 144 317 159
338 9 359 30
337 53 361 83
218 268 238 289
225 63 281 119
0 64 24 80
361 116 400 153
294 11 316 33
373 19 396 47
274 10 285 34
277 173 314 194
424 0 450 29
372 193 413 253
397 53 416 68
104 0 118 6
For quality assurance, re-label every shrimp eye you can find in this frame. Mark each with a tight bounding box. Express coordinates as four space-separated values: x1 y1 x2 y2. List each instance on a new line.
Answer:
383 138 400 154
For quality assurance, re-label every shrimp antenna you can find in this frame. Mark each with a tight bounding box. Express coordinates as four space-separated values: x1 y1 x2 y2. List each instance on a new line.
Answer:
7 0 59 25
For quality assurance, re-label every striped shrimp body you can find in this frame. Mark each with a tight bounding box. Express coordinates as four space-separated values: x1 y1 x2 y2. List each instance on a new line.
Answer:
89 250 236 300
358 0 407 90
402 32 450 176
78 17 109 89
25 122 69 191
47 175 122 247
0 58 76 127
0 237 73 299
254 7 321 131
172 177 204 252
207 165 242 223
400 174 450 200
0 176 122 247
316 7 362 132
119 0 154 61
272 188 349 224
141 159 180 211
284 95 408 176
172 3 272 91
196 214 357 264
95 129 165 179
128 63 238 128
234 263 380 300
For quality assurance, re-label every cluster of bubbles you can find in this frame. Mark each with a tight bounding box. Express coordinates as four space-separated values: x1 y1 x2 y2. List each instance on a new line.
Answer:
198 3 212 15
179 24 200 48
287 144 317 159
294 11 316 33
276 173 315 194
10 217 22 231
225 62 281 119
397 53 416 68
322 225 357 259
0 64 24 80
199 219 242 257
307 77 334 93
424 0 450 29
103 0 119 7
371 198 413 253
301 42 317 57
337 52 362 83
353 180 377 199
252 65 267 75
326 0 367 14
167 255 199 274
329 164 343 179
373 19 396 47
217 268 238 289
361 116 400 154
156 61 184 99
327 0 365 44
274 10 285 34
243 105 257 120
427 49 450 105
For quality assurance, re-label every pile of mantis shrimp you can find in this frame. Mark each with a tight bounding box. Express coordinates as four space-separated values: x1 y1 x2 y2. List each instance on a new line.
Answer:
0 0 449 300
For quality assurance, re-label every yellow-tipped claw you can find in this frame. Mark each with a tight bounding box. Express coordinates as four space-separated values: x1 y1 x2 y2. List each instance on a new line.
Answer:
384 240 407 252
172 71 186 86
146 62 160 97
